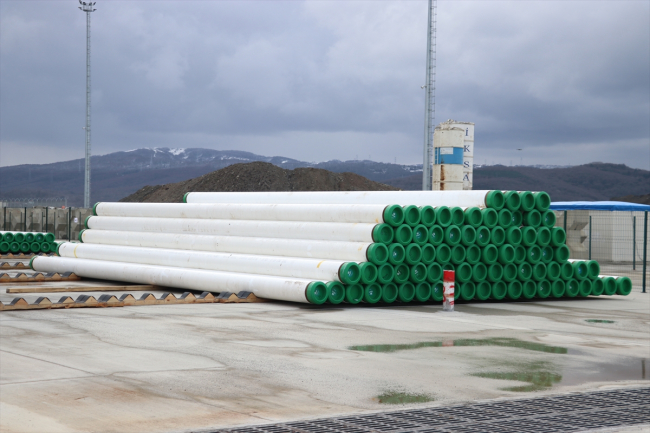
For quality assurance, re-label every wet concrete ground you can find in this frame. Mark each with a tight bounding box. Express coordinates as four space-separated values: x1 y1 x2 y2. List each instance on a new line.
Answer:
0 284 648 433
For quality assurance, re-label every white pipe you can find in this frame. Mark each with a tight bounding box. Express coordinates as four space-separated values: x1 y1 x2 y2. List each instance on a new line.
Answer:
31 256 325 303
86 216 390 243
94 202 403 225
80 230 382 263
184 190 499 208
58 242 358 284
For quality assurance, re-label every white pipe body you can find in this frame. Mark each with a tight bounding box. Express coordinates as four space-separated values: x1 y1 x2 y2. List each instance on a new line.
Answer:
81 230 371 261
31 256 313 303
59 242 347 283
185 190 492 207
87 217 379 243
95 202 390 223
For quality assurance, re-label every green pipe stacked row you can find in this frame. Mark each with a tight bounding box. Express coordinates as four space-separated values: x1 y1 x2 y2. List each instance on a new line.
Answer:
325 190 632 305
0 231 58 254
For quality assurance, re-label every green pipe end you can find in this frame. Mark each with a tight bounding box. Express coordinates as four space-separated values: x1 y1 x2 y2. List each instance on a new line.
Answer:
415 282 432 302
14 233 25 243
306 281 328 304
450 245 467 264
514 245 526 264
490 226 505 246
381 283 399 303
458 281 474 300
560 262 573 279
431 281 444 301
387 243 406 265
436 244 451 264
537 227 551 247
512 211 523 227
28 255 37 270
521 226 537 246
326 282 345 304
481 208 498 228
519 191 535 212
35 233 45 243
358 262 377 284
476 281 491 300
540 246 554 264
572 261 588 280
78 229 86 243
92 202 100 216
420 206 436 227
20 242 30 253
398 282 415 302
409 263 427 283
394 264 409 283
481 244 498 264
461 225 477 246
536 280 551 298
456 262 473 282
526 245 542 264
616 277 632 296
464 207 483 227
434 206 452 227
491 281 507 300
591 278 604 296
405 244 423 265
412 225 429 245
402 205 421 227
586 260 600 279
444 225 461 246
578 279 592 297
534 191 551 212
427 262 443 283
566 279 579 297
498 244 515 265
39 242 50 253
551 280 566 298
524 210 542 228
84 215 93 229
377 263 395 284
421 244 436 265
517 262 532 280
506 227 522 245
0 242 9 254
428 225 444 246
183 192 190 203
345 284 364 304
546 261 561 280
551 227 566 246
532 263 547 281
366 243 389 265
503 191 522 212
340 262 362 285
450 207 465 226
372 224 394 245
363 283 382 303
472 262 488 281
554 245 570 263
44 232 55 243
25 233 35 243
485 190 505 210
602 277 616 295
498 209 513 228
476 226 491 247
502 263 516 282
542 210 556 228
383 204 405 227
394 225 413 245
487 264 504 282
466 244 481 264
29 242 40 253
507 280 523 299
522 280 537 299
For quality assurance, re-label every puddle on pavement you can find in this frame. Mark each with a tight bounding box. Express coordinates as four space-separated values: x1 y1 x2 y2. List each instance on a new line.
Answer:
349 338 567 354
376 391 434 404
585 319 615 324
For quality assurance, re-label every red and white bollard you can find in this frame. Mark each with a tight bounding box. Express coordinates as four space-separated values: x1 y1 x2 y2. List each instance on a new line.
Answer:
443 270 455 312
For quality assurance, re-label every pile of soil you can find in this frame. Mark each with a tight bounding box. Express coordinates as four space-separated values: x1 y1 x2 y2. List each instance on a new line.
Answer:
121 162 399 203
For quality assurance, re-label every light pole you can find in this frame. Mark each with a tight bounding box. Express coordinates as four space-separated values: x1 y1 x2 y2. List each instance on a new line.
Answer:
422 0 437 190
79 0 96 208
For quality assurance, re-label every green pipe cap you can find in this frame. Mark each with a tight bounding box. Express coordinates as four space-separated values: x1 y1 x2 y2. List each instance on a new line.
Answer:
534 191 551 212
434 206 452 227
536 227 551 247
551 280 566 298
512 211 523 227
514 245 526 264
363 283 382 303
402 205 421 227
444 225 461 246
387 244 405 265
507 280 523 299
472 262 488 281
536 280 551 298
450 245 466 264
551 227 566 246
517 262 532 281
428 225 444 246
421 244 436 264
183 192 190 203
487 264 504 282
340 262 362 285
519 191 535 212
578 279 592 297
394 264 409 283
616 277 632 296
412 225 429 245
532 263 547 281
476 226 491 247
398 282 415 302
498 209 513 228
461 225 477 246
481 208 498 228
491 281 507 300
92 202 101 216
381 283 399 303
377 263 395 284
522 280 537 299
560 262 573 279
394 225 413 245
524 210 542 228
305 281 328 304
591 278 604 296
565 279 579 297
78 229 86 243
572 261 588 280
481 244 498 265
383 204 405 227
476 281 492 300
498 244 515 264
503 191 522 211
427 262 443 283
542 210 556 228
485 190 505 210
415 282 432 302
490 226 506 247
465 244 481 264
460 281 476 300
431 281 445 301
45 232 55 243
586 260 600 279
28 255 37 270
464 207 483 227
436 244 451 264
419 206 436 227
546 261 561 280
526 245 542 264
450 207 465 226
602 277 617 295
405 244 423 265
409 263 427 283
456 262 473 283
345 284 364 304
554 245 570 262
366 243 389 265
372 224 394 245
326 282 345 304
84 215 93 229
540 246 554 264
30 242 41 253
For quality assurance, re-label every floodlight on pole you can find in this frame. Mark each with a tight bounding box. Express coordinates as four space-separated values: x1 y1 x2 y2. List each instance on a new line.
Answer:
78 0 96 208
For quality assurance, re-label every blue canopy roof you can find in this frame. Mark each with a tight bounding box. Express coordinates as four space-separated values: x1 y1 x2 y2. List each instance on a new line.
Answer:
550 201 650 212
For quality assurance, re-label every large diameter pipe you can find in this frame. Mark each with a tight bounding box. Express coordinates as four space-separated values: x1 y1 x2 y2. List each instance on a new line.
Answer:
58 242 361 284
79 230 387 264
30 256 326 304
94 202 406 227
86 216 393 244
184 190 507 209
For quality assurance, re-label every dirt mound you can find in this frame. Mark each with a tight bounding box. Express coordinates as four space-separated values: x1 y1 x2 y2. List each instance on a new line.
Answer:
120 162 399 203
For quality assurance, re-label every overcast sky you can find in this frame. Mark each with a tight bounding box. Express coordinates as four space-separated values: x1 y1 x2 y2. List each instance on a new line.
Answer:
1 0 649 169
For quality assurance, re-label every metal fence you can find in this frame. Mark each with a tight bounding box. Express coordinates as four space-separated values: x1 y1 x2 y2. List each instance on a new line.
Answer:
1 207 92 242
554 210 648 292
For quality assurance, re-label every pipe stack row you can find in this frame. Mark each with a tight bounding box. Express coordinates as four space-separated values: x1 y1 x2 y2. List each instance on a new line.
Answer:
30 190 632 304
0 231 57 254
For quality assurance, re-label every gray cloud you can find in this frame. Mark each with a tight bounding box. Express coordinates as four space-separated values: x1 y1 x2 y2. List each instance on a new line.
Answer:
1 0 648 169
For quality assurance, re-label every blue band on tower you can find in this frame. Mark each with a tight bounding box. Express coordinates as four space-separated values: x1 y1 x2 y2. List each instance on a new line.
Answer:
434 147 464 165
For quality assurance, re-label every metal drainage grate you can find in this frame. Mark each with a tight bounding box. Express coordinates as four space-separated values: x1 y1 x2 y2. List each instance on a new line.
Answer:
214 387 650 433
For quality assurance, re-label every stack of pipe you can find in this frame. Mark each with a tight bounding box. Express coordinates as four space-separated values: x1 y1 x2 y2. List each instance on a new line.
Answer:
30 190 632 304
0 231 57 254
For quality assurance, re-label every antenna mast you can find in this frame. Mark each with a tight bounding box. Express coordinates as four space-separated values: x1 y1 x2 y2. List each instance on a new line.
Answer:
422 0 437 190
79 1 96 208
